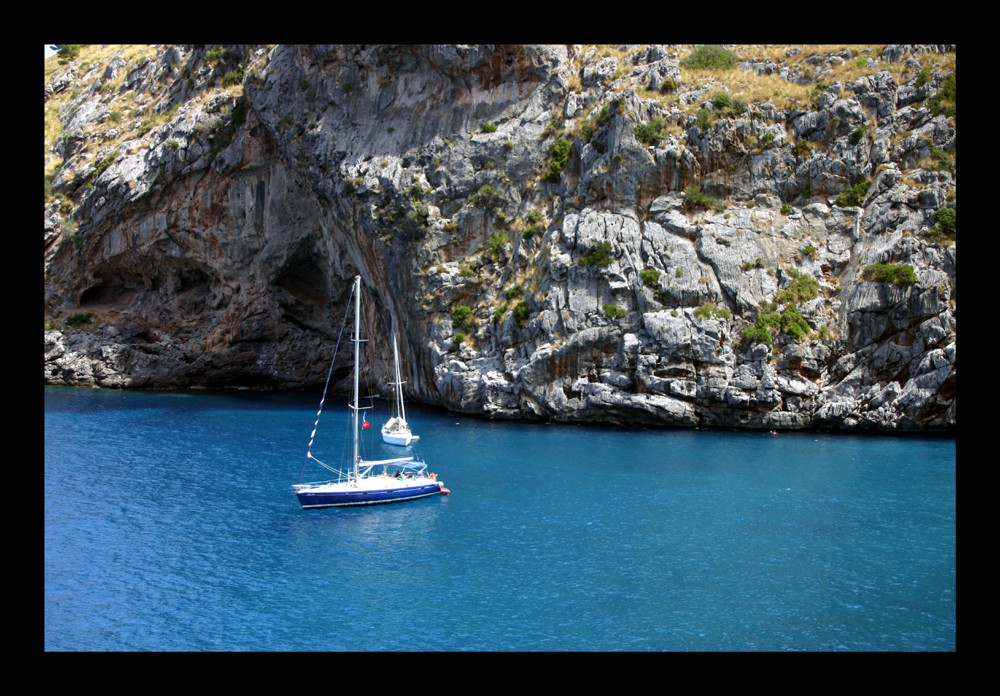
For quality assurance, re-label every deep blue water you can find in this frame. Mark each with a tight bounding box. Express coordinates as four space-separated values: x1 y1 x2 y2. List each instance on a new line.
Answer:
44 385 955 651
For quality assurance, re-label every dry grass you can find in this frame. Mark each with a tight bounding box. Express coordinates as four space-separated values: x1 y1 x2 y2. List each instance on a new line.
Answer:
44 44 263 184
45 46 162 177
582 44 955 114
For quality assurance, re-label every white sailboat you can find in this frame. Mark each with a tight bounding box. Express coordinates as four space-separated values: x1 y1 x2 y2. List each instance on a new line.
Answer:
382 333 419 446
293 276 448 509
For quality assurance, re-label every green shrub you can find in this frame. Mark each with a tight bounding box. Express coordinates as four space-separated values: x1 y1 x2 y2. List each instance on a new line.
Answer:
596 98 622 127
680 45 737 71
453 332 466 345
471 184 503 209
928 73 956 119
540 114 562 140
695 108 714 130
513 300 530 327
66 311 93 328
544 138 572 182
205 46 230 62
834 181 869 208
223 65 245 86
232 101 247 126
709 92 748 116
94 149 120 179
743 299 812 344
452 305 474 329
504 285 522 300
484 230 509 260
634 117 668 146
604 304 627 319
406 202 429 234
55 45 82 64
712 92 732 109
523 222 544 240
776 268 819 304
933 207 955 232
578 240 614 267
850 124 870 145
933 207 956 239
659 77 678 93
742 324 773 345
778 304 810 340
574 118 597 143
639 268 661 287
682 184 725 213
694 301 731 320
925 147 955 174
781 203 793 215
480 121 497 133
861 263 917 286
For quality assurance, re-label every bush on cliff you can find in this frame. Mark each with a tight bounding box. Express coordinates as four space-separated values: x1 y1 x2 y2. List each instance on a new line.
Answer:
682 185 725 213
681 45 737 71
578 240 614 267
452 305 474 329
776 268 819 304
545 138 571 182
928 73 956 119
862 263 917 286
834 181 869 208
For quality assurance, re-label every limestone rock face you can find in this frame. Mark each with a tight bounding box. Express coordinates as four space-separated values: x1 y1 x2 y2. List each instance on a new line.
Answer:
44 44 956 432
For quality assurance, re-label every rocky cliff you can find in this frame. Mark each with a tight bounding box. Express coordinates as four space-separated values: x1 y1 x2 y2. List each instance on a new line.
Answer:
44 44 956 432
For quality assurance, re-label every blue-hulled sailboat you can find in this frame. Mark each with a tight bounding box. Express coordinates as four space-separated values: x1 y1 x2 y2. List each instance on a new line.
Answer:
293 276 448 509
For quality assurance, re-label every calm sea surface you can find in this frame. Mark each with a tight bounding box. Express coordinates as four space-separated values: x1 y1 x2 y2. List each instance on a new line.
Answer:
44 385 955 651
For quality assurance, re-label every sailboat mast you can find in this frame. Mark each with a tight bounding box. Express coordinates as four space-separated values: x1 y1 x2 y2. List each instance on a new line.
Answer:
352 275 361 480
393 333 407 423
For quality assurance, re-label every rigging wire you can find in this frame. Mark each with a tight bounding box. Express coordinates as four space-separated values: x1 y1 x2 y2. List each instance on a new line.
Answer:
297 280 356 484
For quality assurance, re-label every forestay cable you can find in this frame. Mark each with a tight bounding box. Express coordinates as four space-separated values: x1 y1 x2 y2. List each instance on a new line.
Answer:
297 281 356 483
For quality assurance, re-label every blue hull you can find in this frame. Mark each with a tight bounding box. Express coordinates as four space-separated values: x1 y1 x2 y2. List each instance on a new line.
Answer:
297 483 442 509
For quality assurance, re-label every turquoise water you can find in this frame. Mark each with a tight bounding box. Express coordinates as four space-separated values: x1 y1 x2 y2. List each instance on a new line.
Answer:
44 386 956 651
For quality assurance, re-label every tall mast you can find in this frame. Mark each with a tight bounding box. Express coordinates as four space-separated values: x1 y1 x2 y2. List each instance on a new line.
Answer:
352 275 361 480
393 333 406 423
